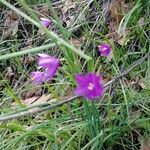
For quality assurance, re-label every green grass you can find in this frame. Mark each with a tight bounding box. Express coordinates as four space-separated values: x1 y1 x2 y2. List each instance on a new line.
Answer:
0 0 150 149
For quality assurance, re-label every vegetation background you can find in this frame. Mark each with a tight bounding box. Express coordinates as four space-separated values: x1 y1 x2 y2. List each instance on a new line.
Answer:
0 0 150 149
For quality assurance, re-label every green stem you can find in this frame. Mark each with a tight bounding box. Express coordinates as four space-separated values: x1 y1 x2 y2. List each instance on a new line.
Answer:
0 43 56 60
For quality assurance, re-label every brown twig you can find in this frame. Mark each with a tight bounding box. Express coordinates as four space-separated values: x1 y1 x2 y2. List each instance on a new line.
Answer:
0 51 149 122
0 96 78 122
104 51 150 87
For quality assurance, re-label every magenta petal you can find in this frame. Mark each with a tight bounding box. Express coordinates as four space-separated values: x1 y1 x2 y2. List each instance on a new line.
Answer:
37 54 59 69
74 87 87 97
75 74 88 87
98 43 111 57
38 57 59 69
31 53 59 84
31 71 44 84
74 73 104 100
42 67 58 82
40 18 51 28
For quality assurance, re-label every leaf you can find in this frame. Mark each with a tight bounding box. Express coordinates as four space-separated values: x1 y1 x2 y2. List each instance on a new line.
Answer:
107 0 134 45
138 17 145 28
33 5 49 18
23 55 35 65
12 94 54 107
62 0 76 14
2 11 19 39
5 66 14 78
130 77 148 90
69 36 85 49
109 0 124 26
139 80 146 89
31 94 53 105
23 97 37 105
22 94 55 106
118 1 140 36
116 29 130 45
106 28 130 46
66 15 75 28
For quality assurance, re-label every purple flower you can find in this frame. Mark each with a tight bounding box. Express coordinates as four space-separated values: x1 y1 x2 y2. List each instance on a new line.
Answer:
31 53 59 84
31 71 44 84
98 43 112 57
74 73 104 100
37 53 59 69
40 18 51 28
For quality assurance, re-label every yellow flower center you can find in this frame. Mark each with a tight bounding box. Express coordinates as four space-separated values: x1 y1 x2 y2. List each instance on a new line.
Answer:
31 77 35 80
87 82 94 90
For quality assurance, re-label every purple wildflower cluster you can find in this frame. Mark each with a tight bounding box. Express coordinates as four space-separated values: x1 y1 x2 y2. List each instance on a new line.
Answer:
32 18 112 100
31 54 59 84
